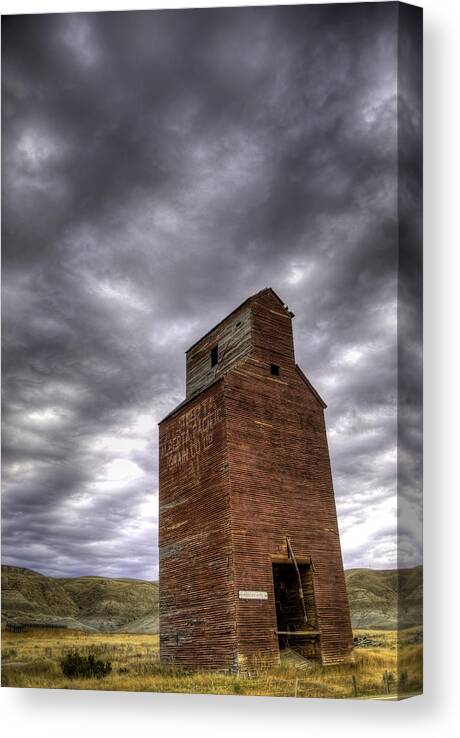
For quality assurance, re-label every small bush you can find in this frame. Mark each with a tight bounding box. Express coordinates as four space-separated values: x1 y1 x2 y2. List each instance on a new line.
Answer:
60 650 112 680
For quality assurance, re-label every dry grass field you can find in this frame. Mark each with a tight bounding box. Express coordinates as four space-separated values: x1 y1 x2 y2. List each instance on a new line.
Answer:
1 626 422 699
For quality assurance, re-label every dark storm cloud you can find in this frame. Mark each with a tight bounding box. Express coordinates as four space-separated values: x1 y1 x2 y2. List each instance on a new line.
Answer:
1 3 422 578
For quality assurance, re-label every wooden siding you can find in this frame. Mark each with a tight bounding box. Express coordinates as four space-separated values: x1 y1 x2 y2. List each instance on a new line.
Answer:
224 291 352 665
251 289 295 370
159 382 237 670
224 356 353 665
186 307 252 399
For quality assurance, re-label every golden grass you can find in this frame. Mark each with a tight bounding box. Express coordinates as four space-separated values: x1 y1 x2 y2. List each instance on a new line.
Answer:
1 627 422 699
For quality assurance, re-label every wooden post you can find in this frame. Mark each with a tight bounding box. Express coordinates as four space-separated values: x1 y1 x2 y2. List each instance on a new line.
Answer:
383 671 390 694
286 536 309 626
352 675 358 697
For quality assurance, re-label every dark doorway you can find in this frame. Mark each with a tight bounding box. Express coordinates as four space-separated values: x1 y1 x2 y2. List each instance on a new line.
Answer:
272 561 320 657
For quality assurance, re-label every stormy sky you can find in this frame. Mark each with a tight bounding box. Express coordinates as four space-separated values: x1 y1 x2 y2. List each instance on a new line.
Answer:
1 3 422 580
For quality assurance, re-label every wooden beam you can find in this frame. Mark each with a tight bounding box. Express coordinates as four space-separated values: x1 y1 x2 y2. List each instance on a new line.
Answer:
275 630 321 636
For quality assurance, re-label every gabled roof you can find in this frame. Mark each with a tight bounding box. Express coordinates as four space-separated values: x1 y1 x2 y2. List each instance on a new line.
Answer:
185 287 293 354
295 365 327 409
159 376 224 425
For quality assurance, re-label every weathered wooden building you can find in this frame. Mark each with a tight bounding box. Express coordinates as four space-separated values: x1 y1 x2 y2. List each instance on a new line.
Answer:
159 288 353 671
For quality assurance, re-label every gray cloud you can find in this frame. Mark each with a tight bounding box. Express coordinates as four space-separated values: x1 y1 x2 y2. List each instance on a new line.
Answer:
1 4 422 579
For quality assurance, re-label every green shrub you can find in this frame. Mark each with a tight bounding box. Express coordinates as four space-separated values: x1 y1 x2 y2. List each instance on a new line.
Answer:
60 650 112 680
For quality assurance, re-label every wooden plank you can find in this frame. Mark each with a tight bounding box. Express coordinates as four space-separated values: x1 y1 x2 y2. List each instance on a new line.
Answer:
275 630 321 636
270 555 312 565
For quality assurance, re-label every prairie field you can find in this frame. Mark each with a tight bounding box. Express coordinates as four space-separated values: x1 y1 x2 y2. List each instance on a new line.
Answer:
1 626 422 699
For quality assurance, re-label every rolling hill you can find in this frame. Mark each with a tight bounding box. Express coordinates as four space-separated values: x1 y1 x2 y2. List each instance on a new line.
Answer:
345 566 422 629
1 565 158 633
1 564 422 633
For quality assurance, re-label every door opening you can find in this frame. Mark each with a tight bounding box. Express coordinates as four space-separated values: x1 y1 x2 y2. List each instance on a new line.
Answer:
272 561 320 659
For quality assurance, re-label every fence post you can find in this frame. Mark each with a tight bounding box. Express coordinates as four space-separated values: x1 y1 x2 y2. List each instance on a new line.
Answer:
383 672 390 694
352 675 358 697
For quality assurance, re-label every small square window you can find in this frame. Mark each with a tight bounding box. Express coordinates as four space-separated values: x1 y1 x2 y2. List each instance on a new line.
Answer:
211 345 218 367
271 363 280 376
